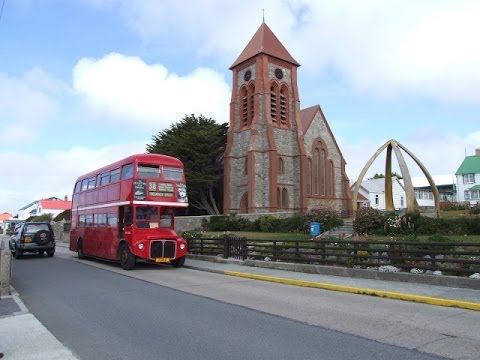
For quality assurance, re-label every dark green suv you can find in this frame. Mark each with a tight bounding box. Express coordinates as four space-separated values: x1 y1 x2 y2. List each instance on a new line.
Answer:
9 222 55 259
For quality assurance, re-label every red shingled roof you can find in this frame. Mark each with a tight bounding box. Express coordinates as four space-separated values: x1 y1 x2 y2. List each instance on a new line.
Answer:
230 22 299 69
0 212 12 221
39 199 71 211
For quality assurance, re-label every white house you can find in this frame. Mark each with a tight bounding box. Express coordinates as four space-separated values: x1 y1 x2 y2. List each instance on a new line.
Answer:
352 177 407 211
412 175 456 207
17 196 71 220
455 149 480 206
352 175 456 211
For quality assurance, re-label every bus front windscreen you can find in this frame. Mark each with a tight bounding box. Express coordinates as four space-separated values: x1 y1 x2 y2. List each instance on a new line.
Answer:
135 207 173 229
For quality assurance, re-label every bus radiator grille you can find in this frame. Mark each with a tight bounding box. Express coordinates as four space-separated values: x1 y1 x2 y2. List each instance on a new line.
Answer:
150 240 176 259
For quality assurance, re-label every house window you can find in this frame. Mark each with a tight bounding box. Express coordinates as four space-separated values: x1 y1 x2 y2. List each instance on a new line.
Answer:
278 157 285 175
472 190 480 200
270 83 278 123
241 86 248 127
277 187 289 209
400 196 404 207
240 192 248 213
312 140 330 197
328 161 335 196
464 190 470 200
313 149 319 194
463 174 475 184
306 158 312 195
279 85 289 126
270 82 289 127
282 188 288 208
248 83 255 126
375 195 379 205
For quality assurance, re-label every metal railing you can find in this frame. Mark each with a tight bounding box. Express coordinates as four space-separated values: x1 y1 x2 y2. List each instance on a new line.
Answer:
187 237 480 276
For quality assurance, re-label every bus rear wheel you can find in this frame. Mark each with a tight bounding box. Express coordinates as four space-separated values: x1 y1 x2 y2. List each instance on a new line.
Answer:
119 244 136 270
77 239 85 259
171 256 185 268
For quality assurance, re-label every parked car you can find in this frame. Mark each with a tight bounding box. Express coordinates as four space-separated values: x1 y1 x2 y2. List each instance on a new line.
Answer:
9 222 55 259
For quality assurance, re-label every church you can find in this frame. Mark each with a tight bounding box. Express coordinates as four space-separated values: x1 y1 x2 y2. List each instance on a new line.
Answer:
223 22 352 215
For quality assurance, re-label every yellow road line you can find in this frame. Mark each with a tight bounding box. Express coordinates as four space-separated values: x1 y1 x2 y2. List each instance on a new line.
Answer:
224 270 480 311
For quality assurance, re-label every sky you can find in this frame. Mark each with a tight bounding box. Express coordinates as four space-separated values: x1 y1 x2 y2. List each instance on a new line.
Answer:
1 0 479 215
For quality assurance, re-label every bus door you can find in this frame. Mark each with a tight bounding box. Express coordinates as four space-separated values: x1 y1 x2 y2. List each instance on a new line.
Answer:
118 206 133 242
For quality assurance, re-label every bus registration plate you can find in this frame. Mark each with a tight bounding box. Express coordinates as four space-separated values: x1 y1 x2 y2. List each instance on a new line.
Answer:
155 257 170 263
24 236 32 243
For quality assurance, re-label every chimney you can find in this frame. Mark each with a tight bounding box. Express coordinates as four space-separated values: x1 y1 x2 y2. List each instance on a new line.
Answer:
476 149 480 157
64 195 68 201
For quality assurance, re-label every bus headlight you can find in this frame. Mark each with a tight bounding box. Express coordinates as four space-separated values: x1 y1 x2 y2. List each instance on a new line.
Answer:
138 243 144 250
180 243 186 250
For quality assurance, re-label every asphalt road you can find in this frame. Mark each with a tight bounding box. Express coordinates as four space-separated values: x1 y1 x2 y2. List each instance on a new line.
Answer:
10 248 447 360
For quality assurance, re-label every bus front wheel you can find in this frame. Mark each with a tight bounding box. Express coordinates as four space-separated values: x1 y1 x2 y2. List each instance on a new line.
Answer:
119 244 136 270
171 256 186 268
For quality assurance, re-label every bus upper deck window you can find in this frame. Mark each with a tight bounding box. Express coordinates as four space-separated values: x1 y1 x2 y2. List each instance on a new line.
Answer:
138 165 160 179
122 163 134 179
162 167 183 181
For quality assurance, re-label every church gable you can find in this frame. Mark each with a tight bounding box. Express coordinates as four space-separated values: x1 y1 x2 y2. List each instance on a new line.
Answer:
301 105 350 209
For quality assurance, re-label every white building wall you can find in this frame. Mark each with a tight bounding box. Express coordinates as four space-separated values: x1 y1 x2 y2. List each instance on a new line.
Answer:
368 192 385 210
456 173 480 205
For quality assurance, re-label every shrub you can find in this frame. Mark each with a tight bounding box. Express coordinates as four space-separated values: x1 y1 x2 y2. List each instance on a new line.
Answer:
181 231 202 240
276 215 305 233
54 209 71 222
303 207 343 233
440 202 470 211
206 214 253 231
28 214 53 222
469 206 480 215
258 215 279 232
353 208 384 234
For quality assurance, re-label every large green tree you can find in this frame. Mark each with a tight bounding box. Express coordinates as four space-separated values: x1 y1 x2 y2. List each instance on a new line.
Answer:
146 114 228 215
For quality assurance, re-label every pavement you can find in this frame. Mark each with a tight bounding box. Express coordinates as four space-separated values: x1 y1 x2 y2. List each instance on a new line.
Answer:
1 240 479 359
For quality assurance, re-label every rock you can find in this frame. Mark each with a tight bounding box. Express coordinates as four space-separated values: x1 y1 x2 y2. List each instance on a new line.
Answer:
410 268 424 274
432 270 443 276
378 265 401 273
264 256 271 262
469 273 480 279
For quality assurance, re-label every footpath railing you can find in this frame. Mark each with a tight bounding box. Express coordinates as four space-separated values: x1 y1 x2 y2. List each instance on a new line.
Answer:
187 237 480 276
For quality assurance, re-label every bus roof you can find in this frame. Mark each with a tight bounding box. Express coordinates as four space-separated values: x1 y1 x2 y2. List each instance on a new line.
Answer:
75 153 184 182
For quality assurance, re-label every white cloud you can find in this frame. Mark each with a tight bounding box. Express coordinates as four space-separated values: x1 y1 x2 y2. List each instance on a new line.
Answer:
72 53 231 127
0 141 146 214
342 130 480 182
0 70 63 145
84 0 480 105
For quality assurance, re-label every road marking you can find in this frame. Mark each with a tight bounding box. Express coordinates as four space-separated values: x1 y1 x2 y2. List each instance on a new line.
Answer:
224 270 480 311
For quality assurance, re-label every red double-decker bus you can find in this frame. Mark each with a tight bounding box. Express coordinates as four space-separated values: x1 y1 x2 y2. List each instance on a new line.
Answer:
69 153 188 270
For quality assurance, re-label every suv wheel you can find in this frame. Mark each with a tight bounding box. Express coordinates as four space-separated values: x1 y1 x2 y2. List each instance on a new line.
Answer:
14 246 23 259
34 230 52 245
46 249 55 257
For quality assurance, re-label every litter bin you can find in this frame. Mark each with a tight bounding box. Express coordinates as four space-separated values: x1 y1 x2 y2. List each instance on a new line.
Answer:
310 222 321 236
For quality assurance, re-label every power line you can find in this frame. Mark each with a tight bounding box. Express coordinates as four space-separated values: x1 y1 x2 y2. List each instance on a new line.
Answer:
0 0 5 23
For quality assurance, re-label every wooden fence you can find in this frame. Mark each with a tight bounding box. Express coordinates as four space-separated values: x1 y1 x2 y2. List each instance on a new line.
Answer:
187 237 480 276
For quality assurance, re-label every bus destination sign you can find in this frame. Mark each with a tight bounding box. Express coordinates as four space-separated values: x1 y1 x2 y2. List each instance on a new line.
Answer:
133 179 147 200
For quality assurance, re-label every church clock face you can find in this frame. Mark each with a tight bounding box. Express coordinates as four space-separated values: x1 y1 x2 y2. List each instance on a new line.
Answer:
275 68 283 79
244 70 252 81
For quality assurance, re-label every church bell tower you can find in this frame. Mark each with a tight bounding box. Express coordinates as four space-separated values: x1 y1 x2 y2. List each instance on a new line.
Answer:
223 22 308 214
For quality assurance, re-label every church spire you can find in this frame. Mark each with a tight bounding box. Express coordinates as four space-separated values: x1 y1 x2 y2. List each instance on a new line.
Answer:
230 22 299 69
